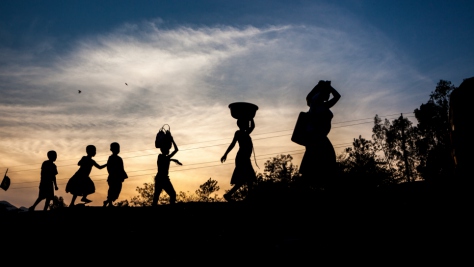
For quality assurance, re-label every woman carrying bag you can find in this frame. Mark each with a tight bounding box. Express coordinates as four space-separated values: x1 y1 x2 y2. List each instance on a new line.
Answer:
298 80 341 190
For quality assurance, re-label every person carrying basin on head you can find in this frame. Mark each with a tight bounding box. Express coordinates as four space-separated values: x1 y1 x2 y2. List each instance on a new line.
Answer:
221 102 259 202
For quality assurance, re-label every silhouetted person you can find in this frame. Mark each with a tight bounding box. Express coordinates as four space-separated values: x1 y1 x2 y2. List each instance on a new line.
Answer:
66 145 106 206
103 142 128 207
29 151 58 211
221 118 257 201
299 80 341 190
152 136 182 206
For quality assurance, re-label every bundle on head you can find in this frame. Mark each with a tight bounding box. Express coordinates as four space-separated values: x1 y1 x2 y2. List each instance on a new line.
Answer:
306 80 331 106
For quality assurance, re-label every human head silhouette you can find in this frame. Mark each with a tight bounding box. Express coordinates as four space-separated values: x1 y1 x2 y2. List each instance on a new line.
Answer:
110 142 120 155
307 80 331 106
237 119 249 131
47 150 57 162
86 145 96 157
319 85 331 102
313 90 330 104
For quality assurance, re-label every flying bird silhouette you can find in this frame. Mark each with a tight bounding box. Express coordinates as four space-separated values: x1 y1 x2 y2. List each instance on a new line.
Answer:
78 90 81 94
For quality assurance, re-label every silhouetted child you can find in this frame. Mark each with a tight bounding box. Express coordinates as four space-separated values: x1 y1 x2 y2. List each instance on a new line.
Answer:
103 142 128 207
152 136 182 206
221 118 257 201
66 145 106 206
29 150 58 211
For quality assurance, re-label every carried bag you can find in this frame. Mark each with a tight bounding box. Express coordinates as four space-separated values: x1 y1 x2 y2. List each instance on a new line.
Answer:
291 112 309 146
155 124 172 150
1 169 10 191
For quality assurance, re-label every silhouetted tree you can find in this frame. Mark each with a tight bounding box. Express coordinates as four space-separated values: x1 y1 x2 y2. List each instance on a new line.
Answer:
153 191 199 204
337 136 394 188
195 178 222 202
130 180 155 206
49 195 68 209
130 177 221 206
345 80 456 184
224 185 248 201
115 199 130 207
414 80 455 181
372 115 396 171
222 155 301 201
258 154 300 184
177 191 200 203
385 115 419 182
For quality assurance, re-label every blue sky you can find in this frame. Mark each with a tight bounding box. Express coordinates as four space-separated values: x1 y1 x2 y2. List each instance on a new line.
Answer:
1 0 473 207
2 0 473 77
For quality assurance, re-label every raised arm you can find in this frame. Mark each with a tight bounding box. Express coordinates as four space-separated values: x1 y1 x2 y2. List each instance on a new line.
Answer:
248 119 255 134
169 137 179 158
221 131 238 163
325 86 341 109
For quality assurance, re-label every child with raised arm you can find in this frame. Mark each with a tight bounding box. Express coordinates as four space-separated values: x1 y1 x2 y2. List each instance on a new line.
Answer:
152 137 182 206
103 142 128 207
29 150 58 211
66 145 106 206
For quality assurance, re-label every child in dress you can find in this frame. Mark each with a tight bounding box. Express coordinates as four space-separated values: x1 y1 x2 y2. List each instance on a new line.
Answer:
66 145 106 206
29 150 58 211
152 136 182 206
103 142 128 207
221 118 256 201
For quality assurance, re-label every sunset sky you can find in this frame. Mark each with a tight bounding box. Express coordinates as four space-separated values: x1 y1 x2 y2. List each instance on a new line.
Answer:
1 0 473 208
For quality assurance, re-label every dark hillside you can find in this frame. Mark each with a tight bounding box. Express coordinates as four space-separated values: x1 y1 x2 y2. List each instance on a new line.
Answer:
1 181 471 262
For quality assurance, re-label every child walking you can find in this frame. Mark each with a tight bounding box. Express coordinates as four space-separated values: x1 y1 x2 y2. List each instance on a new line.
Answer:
152 136 182 206
103 142 128 207
221 118 257 201
29 150 59 211
66 145 106 206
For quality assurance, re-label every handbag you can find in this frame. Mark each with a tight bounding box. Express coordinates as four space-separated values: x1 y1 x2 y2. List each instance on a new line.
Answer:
291 112 309 146
155 124 172 149
1 169 10 191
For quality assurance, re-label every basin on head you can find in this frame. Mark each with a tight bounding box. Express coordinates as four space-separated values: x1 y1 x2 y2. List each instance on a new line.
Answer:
228 102 258 120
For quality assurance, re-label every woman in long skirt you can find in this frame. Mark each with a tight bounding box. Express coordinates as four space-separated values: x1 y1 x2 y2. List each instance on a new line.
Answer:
299 81 341 190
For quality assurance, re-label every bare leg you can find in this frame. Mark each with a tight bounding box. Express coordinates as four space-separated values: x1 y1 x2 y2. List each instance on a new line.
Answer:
29 197 44 211
224 182 244 201
70 195 77 206
163 182 176 205
81 194 92 203
103 200 113 207
43 198 52 211
227 182 243 195
153 179 163 206
152 188 162 206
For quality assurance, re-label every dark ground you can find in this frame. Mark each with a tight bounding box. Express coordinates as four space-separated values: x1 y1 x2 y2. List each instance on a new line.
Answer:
1 181 472 263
